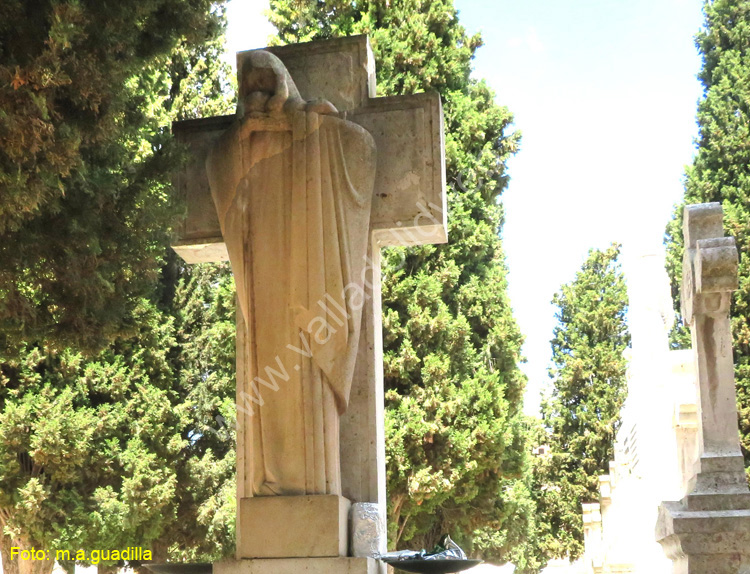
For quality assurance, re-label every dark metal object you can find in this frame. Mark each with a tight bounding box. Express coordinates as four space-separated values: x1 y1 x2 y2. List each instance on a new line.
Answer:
389 559 483 574
144 564 212 574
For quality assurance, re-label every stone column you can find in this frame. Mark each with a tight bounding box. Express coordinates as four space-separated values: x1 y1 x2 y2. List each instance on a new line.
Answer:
655 203 750 574
582 503 604 574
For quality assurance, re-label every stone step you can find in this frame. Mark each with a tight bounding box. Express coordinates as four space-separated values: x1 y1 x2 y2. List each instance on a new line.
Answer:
684 490 750 511
688 469 750 495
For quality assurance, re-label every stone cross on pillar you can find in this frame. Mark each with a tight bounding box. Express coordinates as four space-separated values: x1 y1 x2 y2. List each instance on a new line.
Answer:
656 203 750 574
170 36 446 573
681 204 743 463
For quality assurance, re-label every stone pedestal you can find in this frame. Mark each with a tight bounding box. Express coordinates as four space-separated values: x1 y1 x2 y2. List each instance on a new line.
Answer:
657 456 750 574
216 557 379 574
238 495 350 559
656 498 750 574
685 455 750 504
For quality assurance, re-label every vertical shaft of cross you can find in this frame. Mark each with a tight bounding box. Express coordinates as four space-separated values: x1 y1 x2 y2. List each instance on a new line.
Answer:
691 310 739 458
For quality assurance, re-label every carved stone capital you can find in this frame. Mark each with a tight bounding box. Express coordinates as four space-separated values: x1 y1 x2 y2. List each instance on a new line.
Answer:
696 237 739 292
681 204 738 323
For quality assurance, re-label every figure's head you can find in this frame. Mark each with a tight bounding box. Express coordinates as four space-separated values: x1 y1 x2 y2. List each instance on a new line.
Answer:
241 51 281 96
237 50 303 117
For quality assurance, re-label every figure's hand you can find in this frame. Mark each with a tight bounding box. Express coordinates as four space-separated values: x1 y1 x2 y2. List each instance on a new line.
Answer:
305 99 338 115
243 77 302 117
245 91 270 115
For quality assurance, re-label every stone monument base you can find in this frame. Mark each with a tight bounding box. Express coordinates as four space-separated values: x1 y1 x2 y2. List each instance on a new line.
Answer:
215 558 379 574
656 456 750 574
238 495 351 559
656 502 750 574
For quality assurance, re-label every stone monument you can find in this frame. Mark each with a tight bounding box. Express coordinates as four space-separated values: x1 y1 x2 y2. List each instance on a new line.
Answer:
656 203 750 574
170 36 447 574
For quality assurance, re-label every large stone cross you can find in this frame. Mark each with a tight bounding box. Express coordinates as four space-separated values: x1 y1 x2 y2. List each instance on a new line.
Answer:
679 203 742 471
656 203 750 574
171 36 446 567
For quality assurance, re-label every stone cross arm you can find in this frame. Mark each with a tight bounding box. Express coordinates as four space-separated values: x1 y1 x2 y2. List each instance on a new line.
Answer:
681 203 739 323
171 35 446 264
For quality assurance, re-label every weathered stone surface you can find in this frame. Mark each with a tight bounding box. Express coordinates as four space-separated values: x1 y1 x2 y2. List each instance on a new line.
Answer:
350 502 385 558
686 455 749 497
683 203 723 252
238 495 350 559
171 116 232 263
339 245 386 517
260 35 376 113
352 93 445 247
679 203 743 465
217 50 377 499
171 38 446 263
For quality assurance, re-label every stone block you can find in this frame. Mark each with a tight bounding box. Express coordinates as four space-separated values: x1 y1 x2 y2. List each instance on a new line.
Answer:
684 491 750 511
687 455 749 496
696 237 739 294
238 495 350 559
350 503 385 558
215 557 379 574
684 203 723 249
656 500 750 573
171 115 232 263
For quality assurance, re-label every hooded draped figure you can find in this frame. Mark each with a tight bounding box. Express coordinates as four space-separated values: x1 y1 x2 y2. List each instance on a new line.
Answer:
205 50 376 496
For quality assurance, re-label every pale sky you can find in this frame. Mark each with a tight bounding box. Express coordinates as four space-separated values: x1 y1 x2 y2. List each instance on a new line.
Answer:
224 0 705 416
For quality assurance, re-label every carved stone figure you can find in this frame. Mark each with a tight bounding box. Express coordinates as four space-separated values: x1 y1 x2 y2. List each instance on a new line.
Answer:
206 50 376 496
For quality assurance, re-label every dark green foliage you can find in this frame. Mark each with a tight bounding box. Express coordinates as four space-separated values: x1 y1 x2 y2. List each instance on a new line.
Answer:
471 420 544 574
536 244 630 560
269 0 528 558
0 0 225 355
664 0 750 478
0 263 237 567
0 301 184 557
165 262 237 562
0 0 237 567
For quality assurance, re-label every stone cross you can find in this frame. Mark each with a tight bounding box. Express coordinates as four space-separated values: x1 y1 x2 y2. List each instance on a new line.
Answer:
170 36 446 569
656 203 750 574
679 203 743 478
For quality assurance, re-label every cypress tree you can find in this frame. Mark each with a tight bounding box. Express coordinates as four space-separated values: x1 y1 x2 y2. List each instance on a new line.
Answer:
0 0 226 355
0 302 184 574
664 0 750 478
268 0 528 557
536 244 630 559
162 262 237 563
0 1 237 571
